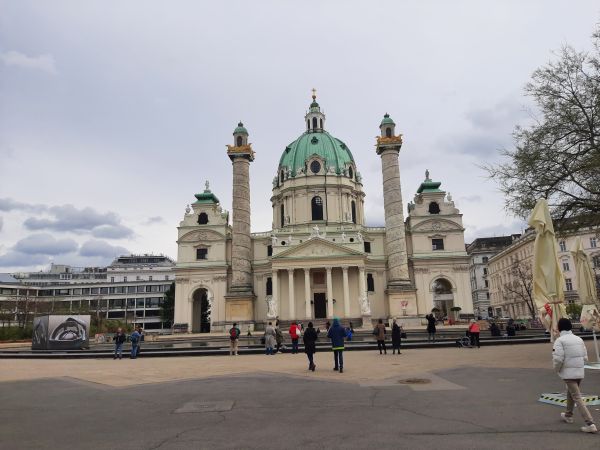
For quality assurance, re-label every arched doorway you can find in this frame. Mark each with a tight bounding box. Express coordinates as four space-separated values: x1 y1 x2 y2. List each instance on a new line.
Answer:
192 288 211 333
432 278 454 319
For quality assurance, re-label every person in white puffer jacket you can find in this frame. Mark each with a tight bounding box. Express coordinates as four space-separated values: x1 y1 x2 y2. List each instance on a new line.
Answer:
552 318 597 433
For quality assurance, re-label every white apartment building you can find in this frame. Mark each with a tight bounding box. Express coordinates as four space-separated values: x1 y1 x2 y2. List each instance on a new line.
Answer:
466 236 519 319
488 228 600 319
6 255 176 330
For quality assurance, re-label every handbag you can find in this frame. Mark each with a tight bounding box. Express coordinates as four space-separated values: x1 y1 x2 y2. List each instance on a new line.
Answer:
372 327 378 336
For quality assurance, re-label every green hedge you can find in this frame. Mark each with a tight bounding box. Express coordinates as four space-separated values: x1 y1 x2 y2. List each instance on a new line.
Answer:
0 326 33 341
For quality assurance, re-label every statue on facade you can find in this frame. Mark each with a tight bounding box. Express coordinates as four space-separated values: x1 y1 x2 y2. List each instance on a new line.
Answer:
341 231 347 243
312 224 320 237
288 235 293 243
296 166 304 175
359 293 371 315
425 169 430 180
446 192 453 202
185 204 191 215
205 180 210 191
407 201 415 212
272 177 278 187
357 231 364 243
266 295 277 319
271 233 278 245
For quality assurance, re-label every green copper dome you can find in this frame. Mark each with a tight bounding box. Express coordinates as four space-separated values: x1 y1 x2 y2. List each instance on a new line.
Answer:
380 113 395 126
233 121 248 135
279 131 355 175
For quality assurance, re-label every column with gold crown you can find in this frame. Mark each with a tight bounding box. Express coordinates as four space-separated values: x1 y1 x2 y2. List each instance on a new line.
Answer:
224 122 257 329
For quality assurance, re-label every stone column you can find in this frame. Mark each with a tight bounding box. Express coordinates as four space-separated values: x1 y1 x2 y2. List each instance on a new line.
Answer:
342 266 350 317
378 147 410 285
287 268 295 320
272 269 279 317
326 266 334 318
230 156 253 291
304 268 312 319
358 266 371 328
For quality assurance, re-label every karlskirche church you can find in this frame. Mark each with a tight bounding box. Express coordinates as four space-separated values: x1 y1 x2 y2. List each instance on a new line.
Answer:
174 93 472 332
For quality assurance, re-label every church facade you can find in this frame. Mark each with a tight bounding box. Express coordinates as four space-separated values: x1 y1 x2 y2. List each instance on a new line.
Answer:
174 94 472 332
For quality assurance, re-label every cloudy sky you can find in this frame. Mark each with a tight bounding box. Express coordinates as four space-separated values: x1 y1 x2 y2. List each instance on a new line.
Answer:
1 1 599 272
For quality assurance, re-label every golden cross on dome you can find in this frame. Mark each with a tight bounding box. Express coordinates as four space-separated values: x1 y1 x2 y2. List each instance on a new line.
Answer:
311 88 317 100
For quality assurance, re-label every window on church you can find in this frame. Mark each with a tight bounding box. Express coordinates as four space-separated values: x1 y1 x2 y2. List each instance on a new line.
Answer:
312 117 318 130
385 127 392 138
559 240 566 252
428 202 440 214
267 245 272 257
432 239 444 251
367 273 375 292
280 170 285 183
320 118 323 129
565 278 573 291
348 166 353 179
307 119 310 130
198 212 209 225
266 277 273 295
312 196 323 220
351 201 356 224
196 248 208 260
310 160 321 174
280 204 285 227
236 136 243 147
364 241 371 253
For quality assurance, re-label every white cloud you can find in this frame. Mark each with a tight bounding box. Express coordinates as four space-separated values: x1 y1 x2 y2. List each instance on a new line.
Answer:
0 50 57 75
13 233 78 255
79 239 128 258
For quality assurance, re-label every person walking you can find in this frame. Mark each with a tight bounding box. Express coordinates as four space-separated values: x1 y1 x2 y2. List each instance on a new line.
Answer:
264 322 276 355
391 319 402 355
553 318 597 433
229 322 241 356
289 321 301 354
113 328 126 360
303 322 318 371
426 314 437 343
375 319 387 355
129 327 141 359
327 318 346 373
468 319 480 348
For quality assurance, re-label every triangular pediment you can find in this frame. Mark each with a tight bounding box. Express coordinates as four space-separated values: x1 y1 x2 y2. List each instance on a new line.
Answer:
410 218 463 233
272 237 364 259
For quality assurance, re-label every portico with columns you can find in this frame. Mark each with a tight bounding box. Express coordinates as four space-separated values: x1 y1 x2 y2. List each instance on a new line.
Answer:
174 92 473 332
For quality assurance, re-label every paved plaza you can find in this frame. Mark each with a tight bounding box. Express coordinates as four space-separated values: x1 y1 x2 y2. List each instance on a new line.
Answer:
1 343 599 449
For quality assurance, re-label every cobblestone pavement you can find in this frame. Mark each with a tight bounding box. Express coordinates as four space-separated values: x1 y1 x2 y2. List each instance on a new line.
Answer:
1 343 599 449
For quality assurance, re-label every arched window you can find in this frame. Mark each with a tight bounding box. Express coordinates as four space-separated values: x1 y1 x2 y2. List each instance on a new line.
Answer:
198 212 209 224
348 167 354 179
428 202 440 214
280 204 285 227
307 119 310 130
280 170 285 183
385 127 392 138
311 196 323 221
320 118 323 129
236 136 243 147
351 200 357 224
312 117 318 130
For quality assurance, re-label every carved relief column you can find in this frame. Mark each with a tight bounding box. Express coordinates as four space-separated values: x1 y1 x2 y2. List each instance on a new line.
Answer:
304 268 312 319
358 267 367 310
287 268 295 320
326 266 334 318
342 266 350 317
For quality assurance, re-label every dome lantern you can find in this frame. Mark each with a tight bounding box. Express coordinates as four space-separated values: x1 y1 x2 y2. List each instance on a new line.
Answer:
379 113 396 138
232 121 249 147
305 88 326 132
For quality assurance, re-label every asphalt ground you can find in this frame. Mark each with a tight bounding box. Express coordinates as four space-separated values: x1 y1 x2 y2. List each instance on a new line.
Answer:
1 344 600 449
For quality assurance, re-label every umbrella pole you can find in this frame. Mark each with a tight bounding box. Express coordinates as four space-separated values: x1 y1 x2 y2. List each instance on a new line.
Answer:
594 330 600 363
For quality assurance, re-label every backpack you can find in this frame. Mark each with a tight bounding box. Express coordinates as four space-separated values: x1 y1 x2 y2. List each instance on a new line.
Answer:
229 328 238 340
130 333 139 344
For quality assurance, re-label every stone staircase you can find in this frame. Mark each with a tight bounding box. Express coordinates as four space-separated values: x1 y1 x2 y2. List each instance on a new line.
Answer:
275 317 364 332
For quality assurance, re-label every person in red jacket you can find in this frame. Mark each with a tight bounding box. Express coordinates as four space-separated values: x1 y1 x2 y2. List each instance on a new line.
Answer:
468 320 481 348
289 322 301 354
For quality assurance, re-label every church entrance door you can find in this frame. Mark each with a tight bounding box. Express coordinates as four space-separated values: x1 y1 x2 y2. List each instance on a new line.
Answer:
192 288 211 333
314 293 327 319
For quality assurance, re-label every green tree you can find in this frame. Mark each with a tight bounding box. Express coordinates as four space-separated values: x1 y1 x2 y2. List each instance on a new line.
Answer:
566 303 583 320
160 282 175 328
486 26 600 231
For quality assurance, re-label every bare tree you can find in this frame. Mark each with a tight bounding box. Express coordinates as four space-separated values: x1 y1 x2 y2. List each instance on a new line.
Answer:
485 25 600 232
502 258 536 319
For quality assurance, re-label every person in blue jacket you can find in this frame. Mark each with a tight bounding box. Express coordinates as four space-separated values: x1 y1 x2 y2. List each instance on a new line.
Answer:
327 318 346 373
